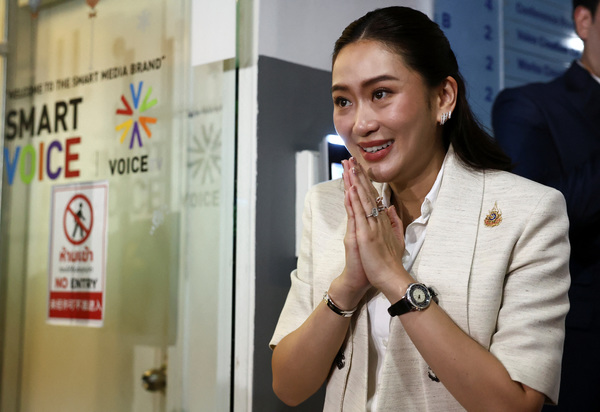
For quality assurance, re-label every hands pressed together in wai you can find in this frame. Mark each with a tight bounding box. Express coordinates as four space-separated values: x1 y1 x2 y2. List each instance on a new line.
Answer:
331 157 415 309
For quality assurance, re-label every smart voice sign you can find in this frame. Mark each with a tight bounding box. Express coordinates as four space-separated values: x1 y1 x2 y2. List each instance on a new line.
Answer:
48 181 108 327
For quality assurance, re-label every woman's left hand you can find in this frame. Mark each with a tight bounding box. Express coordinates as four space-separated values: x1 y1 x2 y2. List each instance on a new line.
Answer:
346 159 412 293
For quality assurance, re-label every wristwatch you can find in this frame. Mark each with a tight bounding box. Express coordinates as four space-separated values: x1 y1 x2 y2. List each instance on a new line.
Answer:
388 283 437 317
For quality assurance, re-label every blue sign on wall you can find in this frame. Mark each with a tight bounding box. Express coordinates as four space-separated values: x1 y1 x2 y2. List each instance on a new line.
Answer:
434 0 580 129
435 0 500 131
503 0 581 87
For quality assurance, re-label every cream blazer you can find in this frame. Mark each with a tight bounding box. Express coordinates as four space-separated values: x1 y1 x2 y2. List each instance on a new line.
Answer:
270 147 571 411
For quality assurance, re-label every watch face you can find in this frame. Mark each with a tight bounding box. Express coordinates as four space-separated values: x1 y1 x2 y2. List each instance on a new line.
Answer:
413 288 426 303
408 283 431 310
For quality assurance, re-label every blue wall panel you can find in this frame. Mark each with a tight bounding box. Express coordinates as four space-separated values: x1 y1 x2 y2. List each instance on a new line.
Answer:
435 0 579 129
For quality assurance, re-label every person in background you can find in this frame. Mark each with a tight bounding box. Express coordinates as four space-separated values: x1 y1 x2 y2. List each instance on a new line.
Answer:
492 1 600 410
271 6 571 411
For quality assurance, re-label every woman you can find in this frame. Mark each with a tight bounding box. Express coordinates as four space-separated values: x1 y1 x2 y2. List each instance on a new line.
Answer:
270 6 570 411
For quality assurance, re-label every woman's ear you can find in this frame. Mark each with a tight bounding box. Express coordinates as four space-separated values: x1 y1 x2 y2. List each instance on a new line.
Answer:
436 76 458 122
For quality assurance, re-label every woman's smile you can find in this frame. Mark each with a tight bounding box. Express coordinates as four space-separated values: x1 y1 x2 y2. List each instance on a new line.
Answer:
359 140 394 162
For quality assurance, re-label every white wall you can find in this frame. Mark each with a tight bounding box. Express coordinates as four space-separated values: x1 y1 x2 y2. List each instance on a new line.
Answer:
258 0 434 71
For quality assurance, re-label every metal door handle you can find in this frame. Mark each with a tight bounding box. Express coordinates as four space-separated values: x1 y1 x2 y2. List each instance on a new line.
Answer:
142 365 166 392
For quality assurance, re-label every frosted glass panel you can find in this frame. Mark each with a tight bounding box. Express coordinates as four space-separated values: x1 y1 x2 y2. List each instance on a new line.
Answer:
0 1 236 411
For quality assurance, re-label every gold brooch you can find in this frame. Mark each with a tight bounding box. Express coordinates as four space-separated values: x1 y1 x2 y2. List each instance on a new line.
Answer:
484 202 502 227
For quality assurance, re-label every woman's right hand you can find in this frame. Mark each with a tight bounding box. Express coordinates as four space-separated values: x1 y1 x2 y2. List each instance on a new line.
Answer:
328 159 372 309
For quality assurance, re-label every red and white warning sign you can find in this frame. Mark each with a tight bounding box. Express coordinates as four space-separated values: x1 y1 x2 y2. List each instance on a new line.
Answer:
48 181 108 327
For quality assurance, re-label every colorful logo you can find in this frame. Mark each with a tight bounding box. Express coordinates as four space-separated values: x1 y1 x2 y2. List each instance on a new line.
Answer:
116 82 157 148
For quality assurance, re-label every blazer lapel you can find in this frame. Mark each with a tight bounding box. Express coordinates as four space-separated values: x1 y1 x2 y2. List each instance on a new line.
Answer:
414 147 484 333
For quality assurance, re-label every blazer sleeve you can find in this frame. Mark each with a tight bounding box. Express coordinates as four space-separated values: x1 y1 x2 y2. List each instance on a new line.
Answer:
489 188 571 404
269 187 316 349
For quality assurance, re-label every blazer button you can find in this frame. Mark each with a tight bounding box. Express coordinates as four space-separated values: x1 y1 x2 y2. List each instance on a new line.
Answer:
334 351 345 369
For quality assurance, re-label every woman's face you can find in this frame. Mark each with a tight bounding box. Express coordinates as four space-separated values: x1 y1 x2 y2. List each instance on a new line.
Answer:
331 40 446 188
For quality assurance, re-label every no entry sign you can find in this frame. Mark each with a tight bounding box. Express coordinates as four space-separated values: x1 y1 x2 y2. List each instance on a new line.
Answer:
48 181 108 326
64 193 94 245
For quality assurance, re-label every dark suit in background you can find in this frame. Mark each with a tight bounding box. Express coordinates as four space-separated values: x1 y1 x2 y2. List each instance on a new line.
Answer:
492 61 600 410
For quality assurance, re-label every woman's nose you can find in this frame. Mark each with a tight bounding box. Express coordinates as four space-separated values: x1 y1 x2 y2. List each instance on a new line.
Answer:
352 105 378 136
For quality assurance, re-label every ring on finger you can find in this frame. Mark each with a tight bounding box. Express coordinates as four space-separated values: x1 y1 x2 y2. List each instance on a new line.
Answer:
366 205 387 218
366 207 379 218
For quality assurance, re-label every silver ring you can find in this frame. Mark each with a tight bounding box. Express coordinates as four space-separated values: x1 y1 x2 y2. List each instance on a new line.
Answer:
366 207 379 218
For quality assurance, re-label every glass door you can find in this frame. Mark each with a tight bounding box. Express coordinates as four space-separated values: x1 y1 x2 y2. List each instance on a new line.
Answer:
0 0 236 411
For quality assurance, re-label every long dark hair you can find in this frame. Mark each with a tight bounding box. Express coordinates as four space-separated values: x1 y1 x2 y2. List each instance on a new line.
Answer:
332 6 512 171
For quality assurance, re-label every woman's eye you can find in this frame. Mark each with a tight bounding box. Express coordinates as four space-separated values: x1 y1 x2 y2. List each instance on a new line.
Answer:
335 97 351 108
373 89 388 100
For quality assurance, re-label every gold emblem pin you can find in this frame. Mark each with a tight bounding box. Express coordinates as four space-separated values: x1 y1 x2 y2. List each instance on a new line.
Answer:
484 202 502 227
